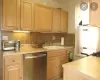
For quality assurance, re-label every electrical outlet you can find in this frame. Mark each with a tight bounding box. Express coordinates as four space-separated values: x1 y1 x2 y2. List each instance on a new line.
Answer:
2 36 8 40
52 36 55 40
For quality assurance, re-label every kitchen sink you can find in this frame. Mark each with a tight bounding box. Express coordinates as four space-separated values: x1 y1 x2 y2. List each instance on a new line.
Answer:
43 46 65 50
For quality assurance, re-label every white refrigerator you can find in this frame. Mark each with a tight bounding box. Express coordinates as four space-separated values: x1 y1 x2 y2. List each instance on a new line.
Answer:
79 25 99 55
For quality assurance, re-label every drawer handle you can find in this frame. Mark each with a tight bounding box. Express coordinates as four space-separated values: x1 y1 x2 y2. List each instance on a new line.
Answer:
12 60 15 62
20 77 22 79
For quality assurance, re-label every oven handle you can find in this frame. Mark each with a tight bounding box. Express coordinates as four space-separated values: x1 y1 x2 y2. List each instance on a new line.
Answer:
25 54 46 59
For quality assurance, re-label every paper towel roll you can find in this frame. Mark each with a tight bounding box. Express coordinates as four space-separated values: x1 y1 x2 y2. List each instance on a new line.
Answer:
61 37 64 46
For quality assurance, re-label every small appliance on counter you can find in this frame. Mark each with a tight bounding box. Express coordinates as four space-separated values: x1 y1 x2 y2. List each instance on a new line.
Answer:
2 40 20 51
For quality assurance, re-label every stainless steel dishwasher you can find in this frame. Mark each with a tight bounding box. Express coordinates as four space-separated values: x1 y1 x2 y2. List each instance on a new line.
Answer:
23 52 47 80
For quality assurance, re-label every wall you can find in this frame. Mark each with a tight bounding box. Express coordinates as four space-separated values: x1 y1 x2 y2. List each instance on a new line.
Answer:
2 31 75 46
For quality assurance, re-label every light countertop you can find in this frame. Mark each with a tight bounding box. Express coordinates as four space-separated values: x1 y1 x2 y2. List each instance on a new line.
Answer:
63 56 100 80
3 46 73 56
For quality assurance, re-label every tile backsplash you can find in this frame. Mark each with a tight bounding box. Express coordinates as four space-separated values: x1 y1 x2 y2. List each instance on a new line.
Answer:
1 31 75 46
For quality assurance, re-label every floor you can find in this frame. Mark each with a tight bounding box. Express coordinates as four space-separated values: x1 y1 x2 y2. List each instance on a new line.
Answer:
56 78 63 80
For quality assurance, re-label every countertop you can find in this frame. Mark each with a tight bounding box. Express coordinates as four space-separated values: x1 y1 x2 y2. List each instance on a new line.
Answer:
63 56 100 80
3 46 73 56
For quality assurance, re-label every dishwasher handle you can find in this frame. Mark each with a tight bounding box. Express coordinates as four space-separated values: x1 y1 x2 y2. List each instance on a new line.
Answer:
25 54 46 59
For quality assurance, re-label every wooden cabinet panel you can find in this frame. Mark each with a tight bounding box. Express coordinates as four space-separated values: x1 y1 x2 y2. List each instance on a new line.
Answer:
58 55 68 77
47 50 67 58
52 9 61 32
47 50 68 80
3 0 20 30
21 0 34 31
90 0 100 27
3 55 23 80
34 4 52 32
47 57 59 80
5 64 23 80
61 10 68 33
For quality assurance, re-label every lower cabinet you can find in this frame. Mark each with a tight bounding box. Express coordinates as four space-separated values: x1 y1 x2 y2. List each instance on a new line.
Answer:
47 50 68 80
59 55 68 77
47 57 59 80
3 55 23 80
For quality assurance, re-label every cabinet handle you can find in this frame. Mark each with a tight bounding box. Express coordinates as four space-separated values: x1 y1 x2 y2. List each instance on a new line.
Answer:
20 77 22 79
12 60 15 62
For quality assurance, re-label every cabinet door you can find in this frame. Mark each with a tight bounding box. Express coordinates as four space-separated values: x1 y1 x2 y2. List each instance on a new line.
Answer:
52 8 61 32
34 4 52 32
47 57 59 80
90 0 100 27
21 0 34 31
58 55 68 77
61 10 68 33
3 0 20 30
5 64 23 80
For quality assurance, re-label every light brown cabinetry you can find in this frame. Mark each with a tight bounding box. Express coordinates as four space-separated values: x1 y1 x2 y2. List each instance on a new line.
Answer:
90 0 100 27
21 0 34 31
3 55 23 80
47 50 68 80
59 55 68 77
52 8 61 32
61 10 68 32
3 0 20 30
34 4 52 32
47 57 59 80
3 0 68 32
52 9 68 33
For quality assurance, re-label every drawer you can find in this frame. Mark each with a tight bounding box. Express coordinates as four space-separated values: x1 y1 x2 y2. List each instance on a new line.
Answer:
4 55 22 66
47 50 67 58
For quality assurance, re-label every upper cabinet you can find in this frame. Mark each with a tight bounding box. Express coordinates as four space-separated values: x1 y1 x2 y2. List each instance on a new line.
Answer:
61 10 68 33
52 8 61 32
21 0 34 31
52 9 68 33
2 0 68 33
90 0 100 27
34 4 52 32
3 0 20 30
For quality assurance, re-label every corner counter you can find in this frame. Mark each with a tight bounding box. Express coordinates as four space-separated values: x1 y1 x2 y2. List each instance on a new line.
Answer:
63 56 100 80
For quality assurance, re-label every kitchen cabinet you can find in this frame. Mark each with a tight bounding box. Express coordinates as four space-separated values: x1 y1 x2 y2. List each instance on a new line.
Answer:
52 9 68 33
47 50 68 80
3 0 20 30
90 0 100 27
3 55 23 80
34 4 52 32
52 8 61 32
21 0 34 31
47 57 59 80
59 55 68 77
2 0 68 32
61 10 68 33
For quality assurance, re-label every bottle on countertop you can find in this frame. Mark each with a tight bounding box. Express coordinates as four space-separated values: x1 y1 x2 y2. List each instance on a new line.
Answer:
15 40 20 51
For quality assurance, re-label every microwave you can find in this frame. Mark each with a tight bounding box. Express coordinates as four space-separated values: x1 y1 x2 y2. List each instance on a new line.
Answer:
2 40 20 51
